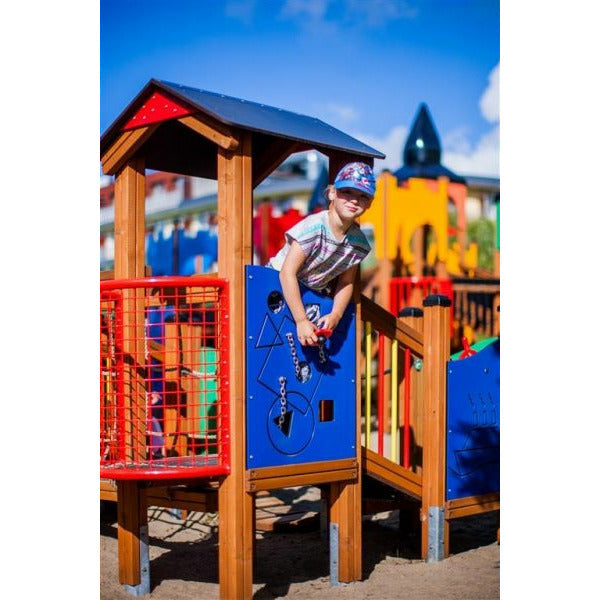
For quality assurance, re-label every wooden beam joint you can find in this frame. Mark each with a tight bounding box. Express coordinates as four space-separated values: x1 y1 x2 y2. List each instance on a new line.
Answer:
178 114 239 151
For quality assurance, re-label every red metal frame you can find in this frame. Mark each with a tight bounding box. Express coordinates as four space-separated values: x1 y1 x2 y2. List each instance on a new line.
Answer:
100 276 230 480
390 276 454 337
389 276 453 316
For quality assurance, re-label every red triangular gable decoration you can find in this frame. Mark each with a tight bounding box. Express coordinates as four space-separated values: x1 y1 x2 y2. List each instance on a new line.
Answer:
122 89 196 131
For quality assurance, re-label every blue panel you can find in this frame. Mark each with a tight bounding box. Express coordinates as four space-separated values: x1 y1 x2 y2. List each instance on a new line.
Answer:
245 265 357 469
446 339 500 501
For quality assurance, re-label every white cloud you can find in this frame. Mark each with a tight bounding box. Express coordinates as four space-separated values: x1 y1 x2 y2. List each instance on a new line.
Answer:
280 0 328 20
279 0 337 34
319 102 359 124
224 0 258 24
347 125 408 174
444 125 499 178
278 0 417 33
346 0 418 26
480 64 499 123
438 64 500 177
351 119 499 179
442 127 472 156
346 64 501 179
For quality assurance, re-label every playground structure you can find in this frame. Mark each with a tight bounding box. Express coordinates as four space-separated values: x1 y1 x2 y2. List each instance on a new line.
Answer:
99 80 499 598
360 103 499 347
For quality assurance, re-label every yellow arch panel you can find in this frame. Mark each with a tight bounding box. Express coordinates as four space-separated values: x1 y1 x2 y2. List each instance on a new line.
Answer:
365 174 449 264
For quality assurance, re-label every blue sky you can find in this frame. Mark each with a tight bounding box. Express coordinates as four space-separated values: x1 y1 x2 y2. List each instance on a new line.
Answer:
101 0 499 177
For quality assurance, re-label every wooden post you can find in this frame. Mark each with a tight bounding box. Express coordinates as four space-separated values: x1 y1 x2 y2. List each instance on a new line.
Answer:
328 267 363 583
258 201 270 265
113 158 150 591
117 483 149 593
493 292 500 337
421 294 451 561
217 132 255 600
327 155 365 584
413 226 424 277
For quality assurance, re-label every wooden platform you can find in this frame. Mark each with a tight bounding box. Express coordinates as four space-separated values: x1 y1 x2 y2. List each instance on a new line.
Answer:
101 480 321 533
254 489 320 533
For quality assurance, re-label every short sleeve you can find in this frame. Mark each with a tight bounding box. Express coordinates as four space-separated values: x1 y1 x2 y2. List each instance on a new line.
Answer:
284 215 322 256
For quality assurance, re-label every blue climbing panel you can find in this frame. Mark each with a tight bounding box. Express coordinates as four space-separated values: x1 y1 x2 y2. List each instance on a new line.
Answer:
446 339 500 501
245 265 357 469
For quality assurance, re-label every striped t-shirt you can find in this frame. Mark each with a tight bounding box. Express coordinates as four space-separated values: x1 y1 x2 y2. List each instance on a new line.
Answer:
268 210 371 291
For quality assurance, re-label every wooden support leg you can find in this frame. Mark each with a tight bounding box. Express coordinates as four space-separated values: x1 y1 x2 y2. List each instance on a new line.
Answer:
319 484 329 540
421 505 446 563
421 296 451 562
218 477 254 600
117 481 150 595
216 133 254 599
420 506 428 560
329 479 361 584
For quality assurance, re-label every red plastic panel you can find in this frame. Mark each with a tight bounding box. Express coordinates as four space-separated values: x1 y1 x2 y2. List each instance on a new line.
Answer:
122 90 196 131
100 276 230 480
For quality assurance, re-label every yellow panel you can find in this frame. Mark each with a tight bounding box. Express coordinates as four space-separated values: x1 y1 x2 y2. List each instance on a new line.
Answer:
390 339 398 463
363 174 452 266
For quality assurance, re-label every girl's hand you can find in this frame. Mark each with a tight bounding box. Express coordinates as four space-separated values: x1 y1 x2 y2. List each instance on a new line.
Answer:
317 312 341 332
297 318 318 346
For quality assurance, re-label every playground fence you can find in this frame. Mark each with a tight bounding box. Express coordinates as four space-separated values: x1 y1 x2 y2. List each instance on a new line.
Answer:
389 277 453 317
390 276 500 342
451 278 500 339
100 276 230 480
360 296 424 474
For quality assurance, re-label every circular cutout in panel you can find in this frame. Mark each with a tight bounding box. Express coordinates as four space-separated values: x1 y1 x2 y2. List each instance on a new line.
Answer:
267 392 315 455
267 290 284 313
296 361 312 383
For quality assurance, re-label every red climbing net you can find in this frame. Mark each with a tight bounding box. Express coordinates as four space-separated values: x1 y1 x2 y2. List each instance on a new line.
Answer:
100 276 230 480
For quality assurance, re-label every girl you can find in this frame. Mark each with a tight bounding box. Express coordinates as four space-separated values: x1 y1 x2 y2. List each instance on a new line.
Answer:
268 162 375 346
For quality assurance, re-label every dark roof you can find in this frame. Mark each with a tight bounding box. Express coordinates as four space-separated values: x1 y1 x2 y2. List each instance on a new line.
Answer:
101 79 385 162
394 164 466 185
394 103 465 185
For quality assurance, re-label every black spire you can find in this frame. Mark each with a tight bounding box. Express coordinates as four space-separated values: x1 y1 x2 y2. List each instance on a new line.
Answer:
403 103 441 167
394 103 466 185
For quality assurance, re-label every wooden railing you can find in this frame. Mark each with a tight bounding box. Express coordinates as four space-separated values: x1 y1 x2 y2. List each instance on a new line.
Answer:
451 278 500 340
388 275 500 347
360 293 453 560
360 294 424 471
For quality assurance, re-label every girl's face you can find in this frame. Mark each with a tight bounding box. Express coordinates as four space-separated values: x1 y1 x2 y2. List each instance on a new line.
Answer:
329 187 373 221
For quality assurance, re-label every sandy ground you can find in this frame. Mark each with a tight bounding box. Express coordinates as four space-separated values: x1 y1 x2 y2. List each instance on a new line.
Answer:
100 486 499 599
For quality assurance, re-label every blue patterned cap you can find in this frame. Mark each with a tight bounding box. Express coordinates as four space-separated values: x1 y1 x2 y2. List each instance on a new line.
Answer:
334 162 376 197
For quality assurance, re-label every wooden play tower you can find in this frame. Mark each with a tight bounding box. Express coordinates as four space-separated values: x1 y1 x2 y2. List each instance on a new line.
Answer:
100 79 385 598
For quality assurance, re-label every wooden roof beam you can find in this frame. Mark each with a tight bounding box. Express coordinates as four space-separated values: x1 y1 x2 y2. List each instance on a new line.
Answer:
252 139 307 188
101 124 159 175
178 114 239 151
